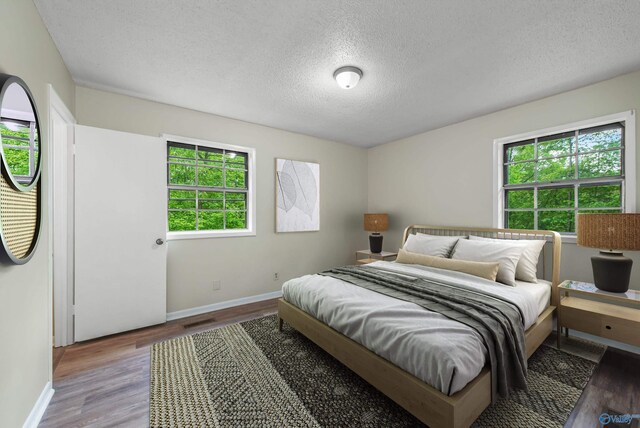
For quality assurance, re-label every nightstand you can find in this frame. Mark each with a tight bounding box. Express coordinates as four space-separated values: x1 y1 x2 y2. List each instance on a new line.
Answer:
356 249 397 264
558 280 640 348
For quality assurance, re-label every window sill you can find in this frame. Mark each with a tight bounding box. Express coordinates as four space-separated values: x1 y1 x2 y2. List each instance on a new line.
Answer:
559 234 577 244
167 229 256 240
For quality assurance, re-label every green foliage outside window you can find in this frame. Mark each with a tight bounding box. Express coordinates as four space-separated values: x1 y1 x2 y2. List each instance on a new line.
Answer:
167 142 248 232
504 125 624 233
0 122 38 181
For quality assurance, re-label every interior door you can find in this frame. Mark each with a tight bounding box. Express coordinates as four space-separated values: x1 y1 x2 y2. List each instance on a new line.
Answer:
74 125 167 341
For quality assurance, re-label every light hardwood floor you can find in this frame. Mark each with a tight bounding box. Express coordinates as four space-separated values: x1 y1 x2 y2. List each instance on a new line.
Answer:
40 299 278 427
40 299 639 427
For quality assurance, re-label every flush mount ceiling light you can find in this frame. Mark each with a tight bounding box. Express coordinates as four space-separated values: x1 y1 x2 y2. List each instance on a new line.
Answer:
333 66 362 90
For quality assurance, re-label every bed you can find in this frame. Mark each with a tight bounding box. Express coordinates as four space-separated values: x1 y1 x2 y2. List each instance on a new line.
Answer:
278 225 561 428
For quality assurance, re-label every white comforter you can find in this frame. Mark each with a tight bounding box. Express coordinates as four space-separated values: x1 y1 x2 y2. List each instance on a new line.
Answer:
282 261 550 395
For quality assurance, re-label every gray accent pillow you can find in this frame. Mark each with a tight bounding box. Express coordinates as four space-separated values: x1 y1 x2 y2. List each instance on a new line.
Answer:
403 233 463 258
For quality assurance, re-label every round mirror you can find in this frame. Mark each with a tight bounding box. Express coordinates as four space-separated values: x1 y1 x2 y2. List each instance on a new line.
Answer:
0 74 41 191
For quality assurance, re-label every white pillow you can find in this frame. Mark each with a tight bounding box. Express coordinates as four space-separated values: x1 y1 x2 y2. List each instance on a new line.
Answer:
451 239 524 286
469 236 545 283
403 233 462 258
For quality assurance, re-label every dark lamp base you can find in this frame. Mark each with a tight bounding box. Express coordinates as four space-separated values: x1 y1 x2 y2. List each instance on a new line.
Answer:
369 233 383 254
591 251 632 293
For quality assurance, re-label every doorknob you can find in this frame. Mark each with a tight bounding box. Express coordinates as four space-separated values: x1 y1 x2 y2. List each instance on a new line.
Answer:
156 238 164 245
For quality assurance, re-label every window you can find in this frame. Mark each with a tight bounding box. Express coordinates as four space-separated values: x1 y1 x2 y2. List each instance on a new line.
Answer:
0 118 38 184
494 111 636 236
165 135 256 239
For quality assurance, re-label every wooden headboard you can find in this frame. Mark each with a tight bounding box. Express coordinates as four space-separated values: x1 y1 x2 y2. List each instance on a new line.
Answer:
402 225 562 307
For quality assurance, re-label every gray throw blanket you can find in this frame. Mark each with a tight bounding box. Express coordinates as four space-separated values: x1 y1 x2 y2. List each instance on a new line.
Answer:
319 265 527 402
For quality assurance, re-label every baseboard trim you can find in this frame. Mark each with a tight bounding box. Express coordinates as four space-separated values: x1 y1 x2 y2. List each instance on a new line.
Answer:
166 290 283 321
22 381 54 428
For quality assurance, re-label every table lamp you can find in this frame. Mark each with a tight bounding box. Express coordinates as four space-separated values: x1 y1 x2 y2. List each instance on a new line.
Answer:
364 213 389 254
577 213 640 292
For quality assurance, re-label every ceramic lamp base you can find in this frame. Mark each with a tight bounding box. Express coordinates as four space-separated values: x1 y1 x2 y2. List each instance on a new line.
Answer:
591 251 632 293
369 233 383 254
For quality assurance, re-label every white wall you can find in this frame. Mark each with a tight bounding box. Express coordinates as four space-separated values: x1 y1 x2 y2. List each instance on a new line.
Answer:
0 1 76 426
368 70 640 290
75 87 369 313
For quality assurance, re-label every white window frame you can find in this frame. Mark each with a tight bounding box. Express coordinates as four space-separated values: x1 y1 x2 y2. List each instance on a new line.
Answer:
1 112 39 183
163 134 256 240
493 110 636 243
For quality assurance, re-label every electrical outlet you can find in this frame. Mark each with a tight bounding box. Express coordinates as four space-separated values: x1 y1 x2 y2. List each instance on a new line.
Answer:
274 272 279 281
212 280 221 290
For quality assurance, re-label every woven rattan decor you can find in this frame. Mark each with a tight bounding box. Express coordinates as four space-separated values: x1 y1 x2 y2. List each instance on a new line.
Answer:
0 173 38 259
364 213 389 232
577 213 640 251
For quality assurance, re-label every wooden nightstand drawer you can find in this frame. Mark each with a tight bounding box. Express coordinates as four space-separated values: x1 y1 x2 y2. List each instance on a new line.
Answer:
560 296 640 347
558 281 640 349
599 315 640 347
561 301 601 336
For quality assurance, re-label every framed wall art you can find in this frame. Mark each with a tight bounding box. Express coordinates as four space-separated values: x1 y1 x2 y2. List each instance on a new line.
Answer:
275 158 319 232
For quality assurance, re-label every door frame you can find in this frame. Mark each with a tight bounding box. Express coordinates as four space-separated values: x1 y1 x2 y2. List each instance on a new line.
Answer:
48 84 76 348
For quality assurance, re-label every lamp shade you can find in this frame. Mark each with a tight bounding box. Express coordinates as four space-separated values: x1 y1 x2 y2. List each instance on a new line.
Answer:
577 213 640 251
364 213 389 232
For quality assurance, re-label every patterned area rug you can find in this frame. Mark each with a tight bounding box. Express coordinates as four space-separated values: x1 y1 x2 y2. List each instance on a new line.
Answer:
150 315 603 427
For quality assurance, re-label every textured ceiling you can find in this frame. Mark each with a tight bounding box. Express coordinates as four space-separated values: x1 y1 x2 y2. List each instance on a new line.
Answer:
35 1 640 147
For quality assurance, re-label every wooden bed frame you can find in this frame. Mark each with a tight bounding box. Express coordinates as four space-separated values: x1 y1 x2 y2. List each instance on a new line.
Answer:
278 225 561 428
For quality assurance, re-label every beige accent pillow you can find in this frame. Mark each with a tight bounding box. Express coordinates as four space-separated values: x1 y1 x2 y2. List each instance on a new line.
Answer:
396 248 499 281
469 235 545 283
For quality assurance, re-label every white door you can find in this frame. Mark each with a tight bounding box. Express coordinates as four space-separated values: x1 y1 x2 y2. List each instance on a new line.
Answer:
74 125 167 341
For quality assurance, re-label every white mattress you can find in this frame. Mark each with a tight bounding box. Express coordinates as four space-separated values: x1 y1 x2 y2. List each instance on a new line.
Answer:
282 261 550 395
514 278 551 317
